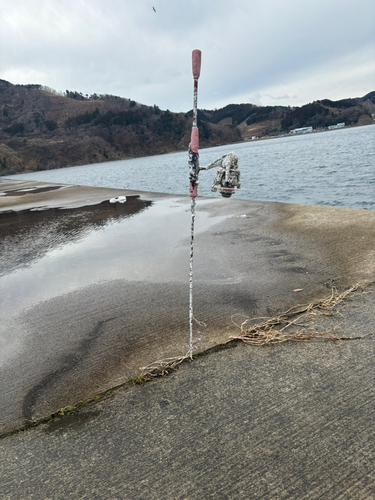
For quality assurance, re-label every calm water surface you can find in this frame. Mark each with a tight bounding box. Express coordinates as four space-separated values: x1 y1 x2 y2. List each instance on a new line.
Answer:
6 124 375 210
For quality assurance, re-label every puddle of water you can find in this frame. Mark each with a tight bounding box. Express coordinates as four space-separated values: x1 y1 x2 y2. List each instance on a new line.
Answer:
0 195 152 277
0 197 226 362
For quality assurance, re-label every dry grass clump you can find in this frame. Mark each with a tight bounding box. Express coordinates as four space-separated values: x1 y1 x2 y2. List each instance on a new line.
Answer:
231 284 370 345
133 355 188 384
132 284 373 383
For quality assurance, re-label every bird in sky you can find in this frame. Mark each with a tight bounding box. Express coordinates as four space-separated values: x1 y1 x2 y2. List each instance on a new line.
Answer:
152 6 156 12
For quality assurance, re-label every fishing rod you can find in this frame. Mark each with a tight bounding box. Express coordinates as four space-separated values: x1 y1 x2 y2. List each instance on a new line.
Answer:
188 49 201 360
187 49 241 361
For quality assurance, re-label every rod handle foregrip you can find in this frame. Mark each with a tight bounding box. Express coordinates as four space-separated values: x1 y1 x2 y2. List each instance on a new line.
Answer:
190 127 199 153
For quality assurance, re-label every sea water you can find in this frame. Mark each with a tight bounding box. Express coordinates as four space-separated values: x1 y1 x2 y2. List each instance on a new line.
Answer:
6 124 375 210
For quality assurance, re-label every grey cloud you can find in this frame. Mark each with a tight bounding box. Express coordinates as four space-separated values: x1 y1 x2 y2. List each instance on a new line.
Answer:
1 0 374 111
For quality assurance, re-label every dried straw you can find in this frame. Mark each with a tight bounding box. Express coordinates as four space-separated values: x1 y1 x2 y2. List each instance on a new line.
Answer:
133 284 372 382
231 284 370 345
135 354 189 383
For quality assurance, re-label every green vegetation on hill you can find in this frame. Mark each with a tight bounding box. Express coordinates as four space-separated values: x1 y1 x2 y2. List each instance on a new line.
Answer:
0 79 373 175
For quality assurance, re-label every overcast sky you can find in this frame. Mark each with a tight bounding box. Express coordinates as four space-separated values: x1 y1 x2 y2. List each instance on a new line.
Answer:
1 0 374 112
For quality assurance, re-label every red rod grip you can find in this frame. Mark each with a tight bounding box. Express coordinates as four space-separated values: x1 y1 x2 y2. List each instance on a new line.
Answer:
192 50 201 79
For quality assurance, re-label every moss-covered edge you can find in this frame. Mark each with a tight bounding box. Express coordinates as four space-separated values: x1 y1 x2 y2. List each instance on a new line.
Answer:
0 341 238 441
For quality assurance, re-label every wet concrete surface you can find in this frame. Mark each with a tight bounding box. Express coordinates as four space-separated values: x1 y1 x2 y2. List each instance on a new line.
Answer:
0 178 374 497
0 179 374 434
1 287 375 499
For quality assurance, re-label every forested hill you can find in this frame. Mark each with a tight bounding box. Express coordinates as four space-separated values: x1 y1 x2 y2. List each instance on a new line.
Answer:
0 79 374 176
197 92 375 139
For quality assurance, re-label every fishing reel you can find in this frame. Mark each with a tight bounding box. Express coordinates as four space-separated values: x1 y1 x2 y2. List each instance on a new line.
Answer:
199 152 241 198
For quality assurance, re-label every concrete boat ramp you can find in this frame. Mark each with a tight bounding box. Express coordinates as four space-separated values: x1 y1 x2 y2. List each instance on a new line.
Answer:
0 178 374 499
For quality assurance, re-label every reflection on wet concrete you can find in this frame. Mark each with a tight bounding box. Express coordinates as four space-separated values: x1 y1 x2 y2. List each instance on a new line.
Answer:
0 196 152 276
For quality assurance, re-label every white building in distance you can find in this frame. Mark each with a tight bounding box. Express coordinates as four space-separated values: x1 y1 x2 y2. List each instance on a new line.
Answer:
328 122 345 130
289 126 313 134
